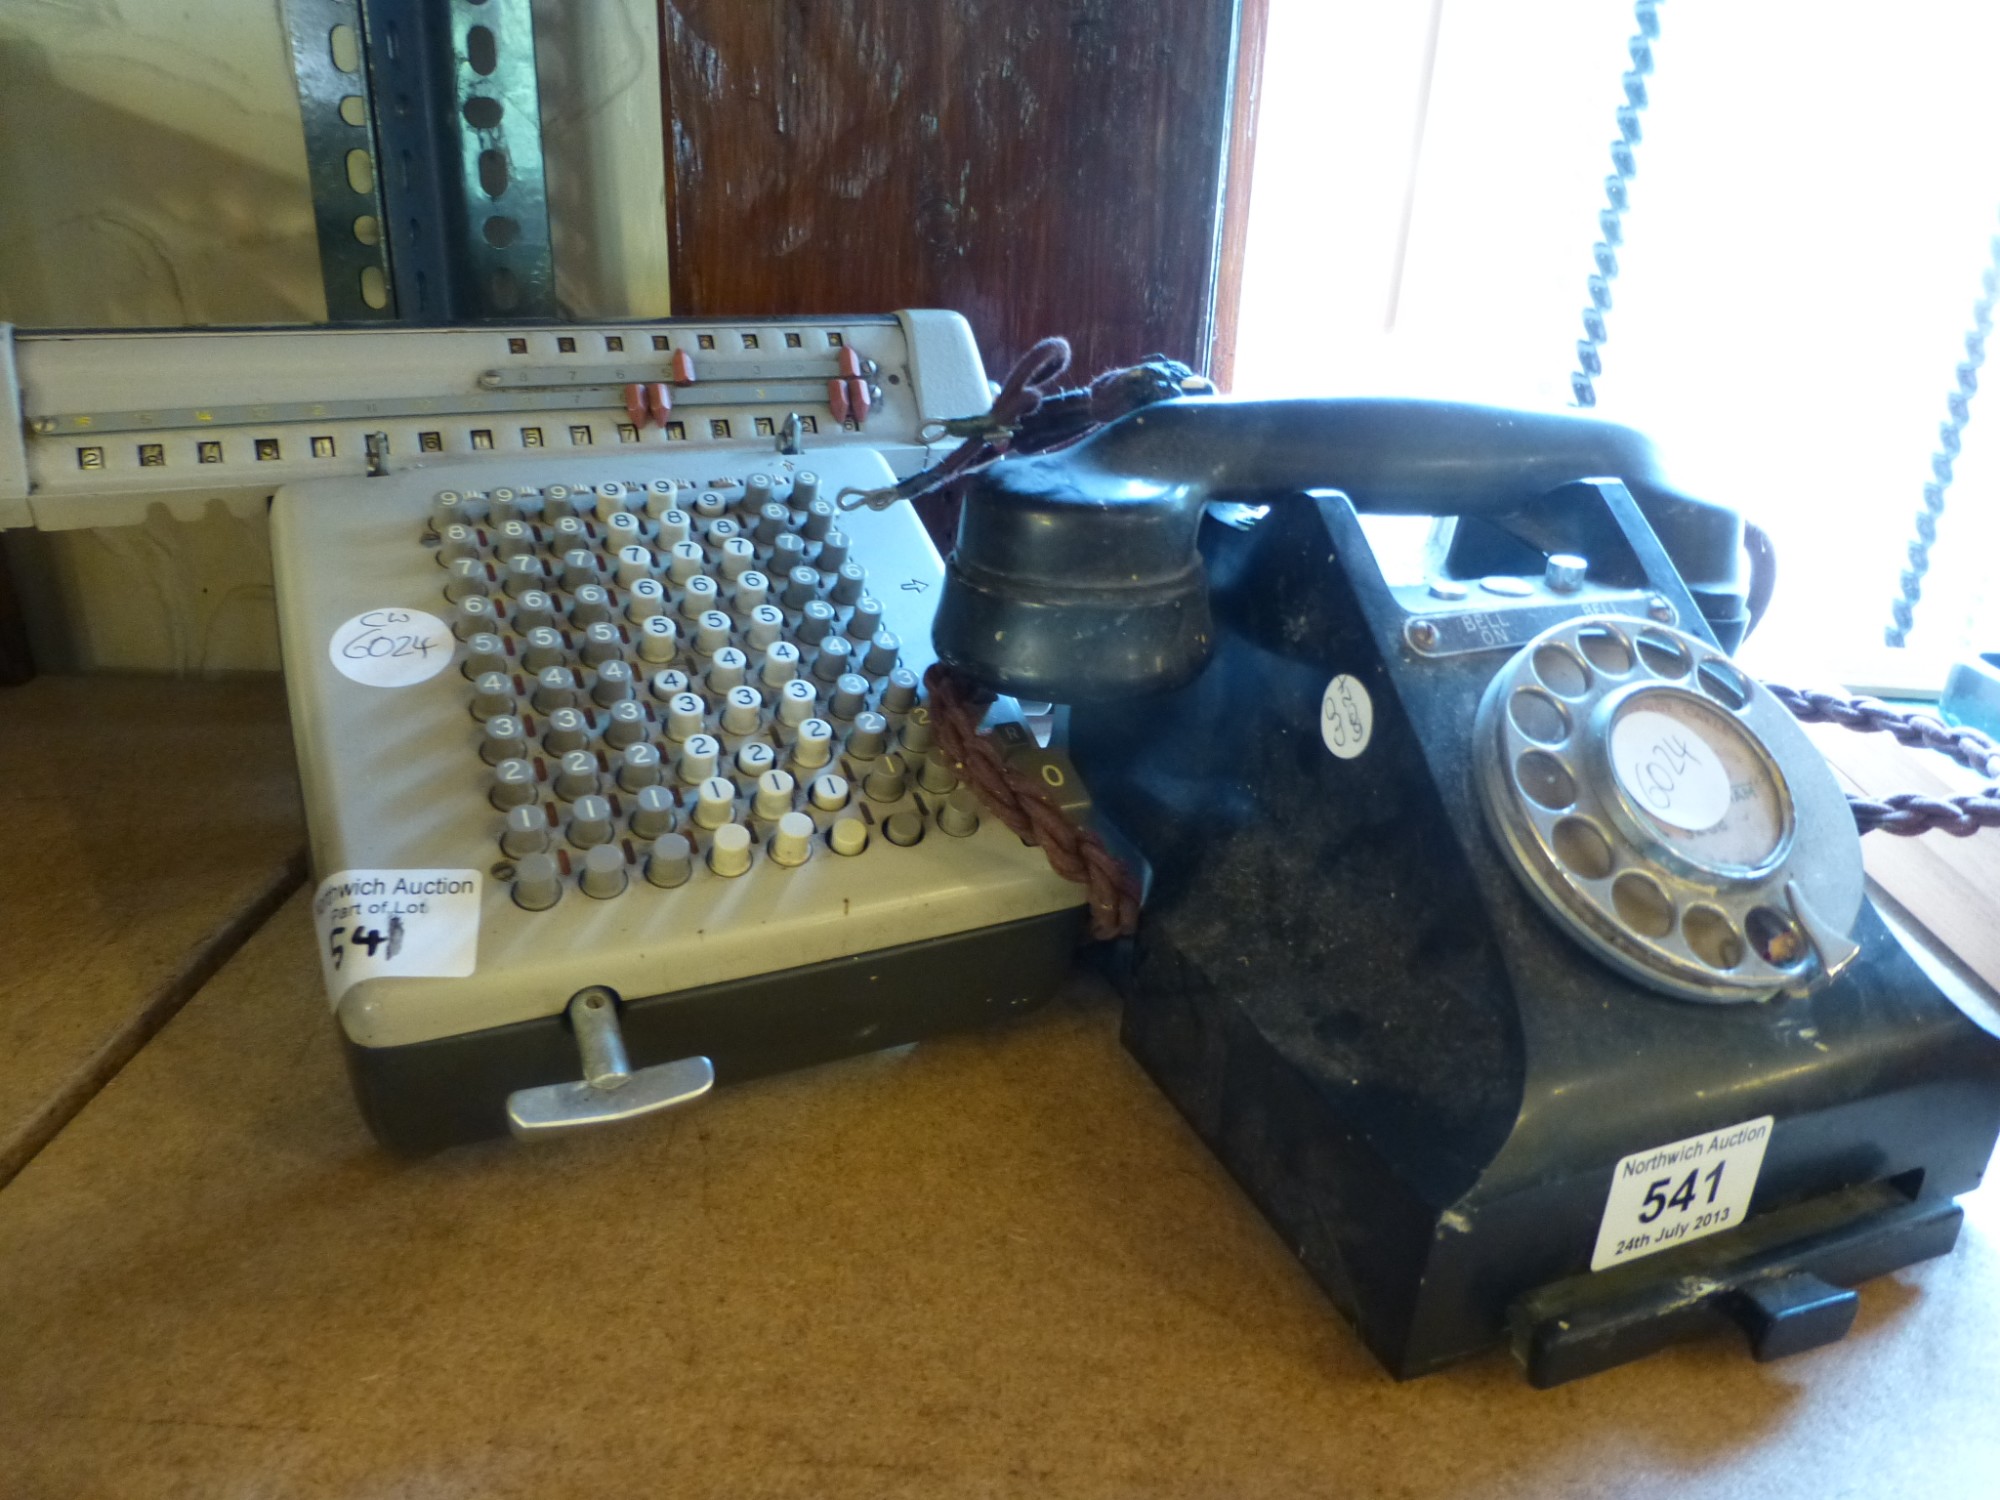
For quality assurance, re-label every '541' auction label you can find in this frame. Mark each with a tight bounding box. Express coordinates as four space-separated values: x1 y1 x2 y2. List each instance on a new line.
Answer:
1591 1116 1773 1271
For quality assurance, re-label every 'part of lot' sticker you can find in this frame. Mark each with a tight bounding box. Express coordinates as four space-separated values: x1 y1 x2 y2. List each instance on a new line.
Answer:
328 608 453 686
313 869 481 1007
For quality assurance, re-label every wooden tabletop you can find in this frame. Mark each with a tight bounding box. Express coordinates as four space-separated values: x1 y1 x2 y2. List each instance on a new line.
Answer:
4 676 1996 1497
0 674 304 1185
3 887 1995 1500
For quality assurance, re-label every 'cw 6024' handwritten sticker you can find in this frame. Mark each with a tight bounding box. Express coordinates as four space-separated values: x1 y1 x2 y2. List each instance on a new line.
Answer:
328 608 453 687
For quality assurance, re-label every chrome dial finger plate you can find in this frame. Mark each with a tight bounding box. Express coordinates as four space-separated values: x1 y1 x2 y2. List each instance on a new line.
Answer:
1473 615 1865 1003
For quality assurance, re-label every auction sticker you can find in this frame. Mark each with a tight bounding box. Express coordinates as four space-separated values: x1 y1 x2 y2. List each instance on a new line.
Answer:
328 607 453 687
1609 708 1731 831
1592 1116 1773 1271
313 869 482 1008
1320 674 1374 759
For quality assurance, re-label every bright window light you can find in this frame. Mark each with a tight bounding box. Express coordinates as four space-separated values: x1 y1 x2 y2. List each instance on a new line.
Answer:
1232 1 2000 686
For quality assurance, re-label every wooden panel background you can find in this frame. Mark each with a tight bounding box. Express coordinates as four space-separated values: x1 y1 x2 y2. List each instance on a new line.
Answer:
657 0 1246 384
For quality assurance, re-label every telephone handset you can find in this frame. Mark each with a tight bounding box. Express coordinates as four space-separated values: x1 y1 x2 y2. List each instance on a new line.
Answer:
934 396 1749 702
935 396 2000 1384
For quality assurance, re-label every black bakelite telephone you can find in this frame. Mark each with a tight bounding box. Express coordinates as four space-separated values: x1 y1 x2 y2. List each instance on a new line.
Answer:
931 396 2000 1385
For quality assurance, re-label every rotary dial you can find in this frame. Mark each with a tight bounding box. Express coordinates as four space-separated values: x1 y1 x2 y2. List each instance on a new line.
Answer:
1473 615 1864 1003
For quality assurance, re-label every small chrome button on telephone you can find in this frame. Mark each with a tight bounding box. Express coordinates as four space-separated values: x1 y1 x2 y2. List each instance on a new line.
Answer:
1474 616 1865 1003
506 988 713 1140
1544 553 1588 593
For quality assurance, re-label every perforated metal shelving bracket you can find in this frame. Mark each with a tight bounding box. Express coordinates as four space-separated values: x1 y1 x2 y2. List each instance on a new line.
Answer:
284 0 398 320
283 0 556 321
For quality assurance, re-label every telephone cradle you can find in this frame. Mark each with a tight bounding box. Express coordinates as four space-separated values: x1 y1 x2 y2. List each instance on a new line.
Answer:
935 396 2000 1385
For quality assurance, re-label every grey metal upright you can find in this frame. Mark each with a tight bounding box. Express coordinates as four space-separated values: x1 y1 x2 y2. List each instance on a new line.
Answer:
284 0 557 322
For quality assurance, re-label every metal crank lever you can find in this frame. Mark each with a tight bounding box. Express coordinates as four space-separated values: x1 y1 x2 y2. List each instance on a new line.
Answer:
506 987 714 1140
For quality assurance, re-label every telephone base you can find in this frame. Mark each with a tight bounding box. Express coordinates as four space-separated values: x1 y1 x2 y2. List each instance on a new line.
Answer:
1079 490 2000 1383
344 907 1083 1154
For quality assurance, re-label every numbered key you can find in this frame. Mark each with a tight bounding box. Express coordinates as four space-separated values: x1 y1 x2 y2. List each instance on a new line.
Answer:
462 632 507 678
795 599 836 647
593 666 637 730
705 647 748 694
637 614 679 664
543 708 589 755
777 676 819 728
720 684 764 735
801 496 834 543
443 557 490 603
567 794 615 848
580 622 624 667
603 697 647 748
532 666 579 713
692 775 737 830
521 626 566 672
752 769 797 821
665 692 707 742
501 804 551 856
626 577 666 622
470 671 515 720
553 749 603 802
791 718 834 770
629 784 677 839
677 733 720 784
616 544 656 584
879 668 919 714
617 740 663 790
512 590 556 633
489 757 539 810
481 715 527 765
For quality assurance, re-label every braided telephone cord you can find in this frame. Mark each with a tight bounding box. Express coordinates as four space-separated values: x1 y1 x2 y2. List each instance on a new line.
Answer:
924 664 1142 940
838 337 1209 515
925 672 1999 941
1769 684 2000 835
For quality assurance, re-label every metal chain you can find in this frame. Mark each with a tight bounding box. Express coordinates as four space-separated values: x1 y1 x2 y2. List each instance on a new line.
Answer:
1884 215 2000 646
1768 683 2000 836
1570 0 1660 408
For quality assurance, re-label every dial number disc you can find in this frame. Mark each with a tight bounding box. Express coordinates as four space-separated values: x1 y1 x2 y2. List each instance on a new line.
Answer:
1609 693 1785 870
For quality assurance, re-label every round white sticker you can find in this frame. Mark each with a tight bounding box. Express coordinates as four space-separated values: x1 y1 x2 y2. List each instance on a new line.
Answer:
1320 674 1374 759
328 608 454 687
1610 708 1731 830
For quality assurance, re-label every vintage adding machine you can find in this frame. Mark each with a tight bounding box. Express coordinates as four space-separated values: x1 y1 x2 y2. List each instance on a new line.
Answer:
2 312 1089 1153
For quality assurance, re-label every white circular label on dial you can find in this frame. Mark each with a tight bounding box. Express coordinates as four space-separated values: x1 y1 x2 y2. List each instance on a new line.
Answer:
1611 708 1731 830
328 608 454 687
1320 675 1374 759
